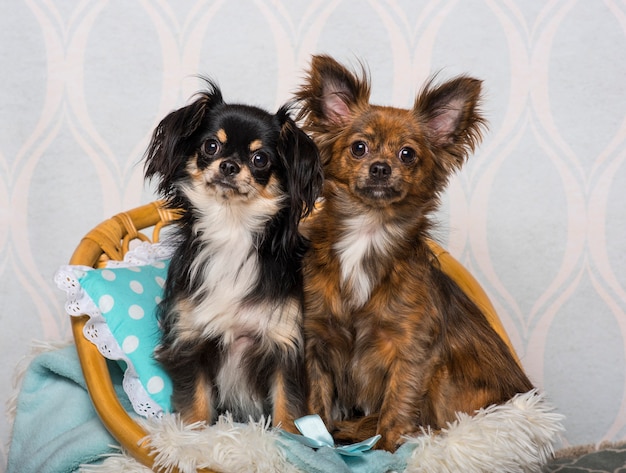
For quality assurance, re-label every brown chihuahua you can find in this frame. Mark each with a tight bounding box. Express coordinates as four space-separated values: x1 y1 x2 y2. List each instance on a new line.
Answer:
295 55 533 451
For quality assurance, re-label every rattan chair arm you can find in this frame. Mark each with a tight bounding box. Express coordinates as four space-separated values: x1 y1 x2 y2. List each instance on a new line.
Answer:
70 315 155 460
66 202 517 472
68 202 215 473
427 240 520 365
69 202 163 266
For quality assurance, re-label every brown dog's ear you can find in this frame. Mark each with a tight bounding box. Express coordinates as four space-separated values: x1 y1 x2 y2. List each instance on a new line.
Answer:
414 76 486 168
296 55 370 125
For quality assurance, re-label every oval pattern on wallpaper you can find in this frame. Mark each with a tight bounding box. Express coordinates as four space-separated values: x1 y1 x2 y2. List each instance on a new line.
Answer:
543 277 625 445
83 3 163 166
485 128 570 323
1 2 625 460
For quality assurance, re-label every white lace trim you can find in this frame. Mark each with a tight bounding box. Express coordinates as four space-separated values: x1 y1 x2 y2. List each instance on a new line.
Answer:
54 241 174 418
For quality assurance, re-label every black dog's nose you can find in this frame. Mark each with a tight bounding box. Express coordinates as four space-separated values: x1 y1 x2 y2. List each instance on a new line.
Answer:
370 162 391 180
219 160 240 176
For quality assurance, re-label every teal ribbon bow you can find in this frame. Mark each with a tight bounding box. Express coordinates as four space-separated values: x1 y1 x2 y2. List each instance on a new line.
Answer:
281 414 381 457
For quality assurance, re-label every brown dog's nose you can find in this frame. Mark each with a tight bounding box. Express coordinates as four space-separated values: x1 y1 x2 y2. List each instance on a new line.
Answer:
220 160 240 176
369 162 391 180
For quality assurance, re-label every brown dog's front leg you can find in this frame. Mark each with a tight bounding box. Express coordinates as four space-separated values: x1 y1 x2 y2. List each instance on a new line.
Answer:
375 360 432 452
305 354 336 431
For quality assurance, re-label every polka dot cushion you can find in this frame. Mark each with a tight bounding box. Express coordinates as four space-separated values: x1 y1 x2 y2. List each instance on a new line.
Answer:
56 254 173 418
80 262 172 411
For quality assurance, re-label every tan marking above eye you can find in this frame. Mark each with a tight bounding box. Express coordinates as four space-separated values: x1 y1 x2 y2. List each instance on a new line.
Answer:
216 129 227 143
249 139 263 152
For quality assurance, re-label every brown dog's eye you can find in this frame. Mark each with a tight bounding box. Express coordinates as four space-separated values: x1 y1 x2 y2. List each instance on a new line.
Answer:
399 147 417 164
251 151 269 169
350 141 368 158
203 139 220 156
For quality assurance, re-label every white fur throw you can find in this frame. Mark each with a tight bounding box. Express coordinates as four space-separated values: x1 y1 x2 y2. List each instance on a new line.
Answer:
80 390 563 473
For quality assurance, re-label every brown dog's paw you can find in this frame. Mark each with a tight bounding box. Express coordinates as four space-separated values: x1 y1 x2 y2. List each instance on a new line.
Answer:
374 433 406 453
332 414 379 444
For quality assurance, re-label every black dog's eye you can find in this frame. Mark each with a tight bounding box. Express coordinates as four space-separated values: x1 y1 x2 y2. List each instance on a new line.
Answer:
251 151 270 169
399 147 417 164
203 139 221 156
350 141 368 158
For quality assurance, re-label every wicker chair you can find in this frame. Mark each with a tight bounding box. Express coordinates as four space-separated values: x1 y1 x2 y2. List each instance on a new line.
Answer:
68 201 518 472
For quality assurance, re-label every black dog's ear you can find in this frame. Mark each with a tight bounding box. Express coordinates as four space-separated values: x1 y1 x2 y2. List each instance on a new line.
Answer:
276 106 323 241
144 80 224 197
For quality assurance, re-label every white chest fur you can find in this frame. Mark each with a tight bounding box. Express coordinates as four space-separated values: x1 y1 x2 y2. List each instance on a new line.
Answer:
333 213 395 308
175 185 300 349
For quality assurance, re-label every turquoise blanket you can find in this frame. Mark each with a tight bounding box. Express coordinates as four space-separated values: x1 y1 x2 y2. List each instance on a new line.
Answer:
7 345 410 473
7 345 128 473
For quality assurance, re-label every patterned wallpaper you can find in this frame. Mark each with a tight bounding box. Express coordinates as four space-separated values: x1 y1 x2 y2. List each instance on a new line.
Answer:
2 0 625 467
